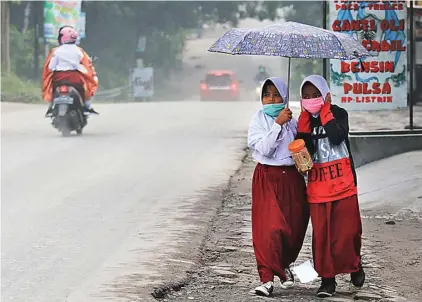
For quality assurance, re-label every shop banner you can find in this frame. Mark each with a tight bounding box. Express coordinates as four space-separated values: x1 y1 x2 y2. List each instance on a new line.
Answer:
329 1 408 110
44 1 82 45
132 67 154 98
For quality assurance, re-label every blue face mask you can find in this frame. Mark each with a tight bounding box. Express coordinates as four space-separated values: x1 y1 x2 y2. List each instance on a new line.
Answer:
263 103 285 118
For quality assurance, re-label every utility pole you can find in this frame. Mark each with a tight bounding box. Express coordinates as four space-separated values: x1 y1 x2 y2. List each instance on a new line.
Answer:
409 0 415 130
322 0 328 80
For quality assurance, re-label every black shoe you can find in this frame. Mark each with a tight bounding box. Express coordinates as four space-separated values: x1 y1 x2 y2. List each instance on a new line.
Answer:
351 261 365 287
317 278 336 298
84 107 99 115
45 107 53 118
88 108 99 114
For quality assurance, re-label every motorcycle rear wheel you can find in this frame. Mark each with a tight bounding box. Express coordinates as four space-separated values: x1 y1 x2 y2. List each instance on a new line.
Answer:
61 129 71 137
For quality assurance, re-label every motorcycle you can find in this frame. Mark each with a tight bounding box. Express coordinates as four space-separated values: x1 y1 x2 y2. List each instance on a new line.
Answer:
49 83 88 136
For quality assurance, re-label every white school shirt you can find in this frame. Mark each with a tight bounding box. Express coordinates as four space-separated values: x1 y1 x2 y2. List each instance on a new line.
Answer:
247 109 297 166
48 44 87 74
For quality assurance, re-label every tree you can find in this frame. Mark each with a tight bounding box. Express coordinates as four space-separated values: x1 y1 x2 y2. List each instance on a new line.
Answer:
2 0 30 75
6 1 269 88
1 1 11 73
80 1 250 88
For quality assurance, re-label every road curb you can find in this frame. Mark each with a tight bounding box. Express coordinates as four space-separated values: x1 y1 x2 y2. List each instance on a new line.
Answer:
150 149 249 300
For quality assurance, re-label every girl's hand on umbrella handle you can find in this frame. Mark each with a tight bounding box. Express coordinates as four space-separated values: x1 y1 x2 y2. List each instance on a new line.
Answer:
276 108 292 125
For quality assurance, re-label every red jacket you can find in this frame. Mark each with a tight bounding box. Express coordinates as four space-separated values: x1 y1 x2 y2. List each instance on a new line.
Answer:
296 104 357 203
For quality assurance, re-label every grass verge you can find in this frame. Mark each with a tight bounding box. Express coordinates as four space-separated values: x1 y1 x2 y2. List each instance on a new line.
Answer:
1 72 42 103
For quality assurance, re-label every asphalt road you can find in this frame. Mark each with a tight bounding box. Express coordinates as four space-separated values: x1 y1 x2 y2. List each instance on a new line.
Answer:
1 101 260 301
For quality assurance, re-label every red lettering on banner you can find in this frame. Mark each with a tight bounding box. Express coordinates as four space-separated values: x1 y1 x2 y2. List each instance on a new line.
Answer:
335 3 359 11
333 1 405 11
343 82 391 95
362 40 406 52
341 61 395 73
369 3 405 11
331 1 406 109
380 19 405 31
332 19 376 32
355 96 393 103
341 96 393 104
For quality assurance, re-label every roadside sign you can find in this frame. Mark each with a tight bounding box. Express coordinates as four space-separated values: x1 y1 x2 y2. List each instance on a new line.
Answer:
131 67 154 98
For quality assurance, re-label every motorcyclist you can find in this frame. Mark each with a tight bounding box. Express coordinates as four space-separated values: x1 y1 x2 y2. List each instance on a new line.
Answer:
43 25 98 117
254 65 270 83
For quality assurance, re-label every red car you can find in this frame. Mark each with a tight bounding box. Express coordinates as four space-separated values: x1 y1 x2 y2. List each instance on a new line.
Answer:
200 70 241 101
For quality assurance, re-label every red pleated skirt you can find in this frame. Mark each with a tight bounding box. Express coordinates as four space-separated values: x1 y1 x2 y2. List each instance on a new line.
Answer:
252 163 309 283
310 194 362 278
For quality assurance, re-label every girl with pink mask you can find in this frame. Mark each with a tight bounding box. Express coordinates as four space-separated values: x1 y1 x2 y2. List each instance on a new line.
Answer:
296 75 365 298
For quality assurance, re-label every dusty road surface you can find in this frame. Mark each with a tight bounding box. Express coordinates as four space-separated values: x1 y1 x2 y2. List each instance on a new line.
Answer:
159 151 422 302
1 101 260 302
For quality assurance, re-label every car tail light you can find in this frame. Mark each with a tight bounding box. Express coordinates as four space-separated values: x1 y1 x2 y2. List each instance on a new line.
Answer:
230 83 238 90
200 83 208 90
59 85 69 94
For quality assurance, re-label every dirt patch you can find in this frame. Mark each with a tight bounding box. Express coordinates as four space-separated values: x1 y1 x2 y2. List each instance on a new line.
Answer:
154 154 421 302
360 217 422 301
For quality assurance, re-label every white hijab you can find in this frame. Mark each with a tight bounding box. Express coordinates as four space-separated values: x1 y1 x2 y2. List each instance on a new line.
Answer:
299 74 330 117
299 74 330 101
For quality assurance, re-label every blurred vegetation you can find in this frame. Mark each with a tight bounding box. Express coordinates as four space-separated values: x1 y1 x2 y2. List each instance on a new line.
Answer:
10 25 43 78
3 1 325 96
1 25 42 102
80 1 250 89
1 72 41 103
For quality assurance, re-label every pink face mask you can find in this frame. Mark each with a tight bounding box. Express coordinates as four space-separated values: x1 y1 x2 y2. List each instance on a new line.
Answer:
301 97 324 115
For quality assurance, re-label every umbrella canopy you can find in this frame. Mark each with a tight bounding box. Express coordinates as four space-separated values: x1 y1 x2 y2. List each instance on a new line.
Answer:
208 21 371 60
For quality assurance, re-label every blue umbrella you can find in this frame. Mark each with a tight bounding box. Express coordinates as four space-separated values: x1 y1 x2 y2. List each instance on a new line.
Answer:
208 21 371 101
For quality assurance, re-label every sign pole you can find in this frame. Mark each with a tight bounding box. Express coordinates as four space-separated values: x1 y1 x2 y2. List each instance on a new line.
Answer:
409 0 415 130
323 0 328 81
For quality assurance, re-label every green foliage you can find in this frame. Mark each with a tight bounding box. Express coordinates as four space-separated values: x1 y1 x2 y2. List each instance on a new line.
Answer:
1 72 41 103
80 1 249 89
7 1 327 93
10 25 42 80
142 30 186 70
8 1 253 90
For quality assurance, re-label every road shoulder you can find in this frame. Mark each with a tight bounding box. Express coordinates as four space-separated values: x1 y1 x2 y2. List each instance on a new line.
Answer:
156 154 417 302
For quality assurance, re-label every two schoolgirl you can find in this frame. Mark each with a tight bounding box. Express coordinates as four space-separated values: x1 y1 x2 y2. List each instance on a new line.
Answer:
247 75 365 298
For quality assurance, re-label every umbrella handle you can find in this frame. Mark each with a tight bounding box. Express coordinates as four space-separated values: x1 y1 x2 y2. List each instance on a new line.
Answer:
287 57 291 108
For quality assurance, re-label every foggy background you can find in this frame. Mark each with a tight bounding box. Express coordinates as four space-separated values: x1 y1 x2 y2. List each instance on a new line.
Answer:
1 2 323 103
1 2 422 302
2 1 420 129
